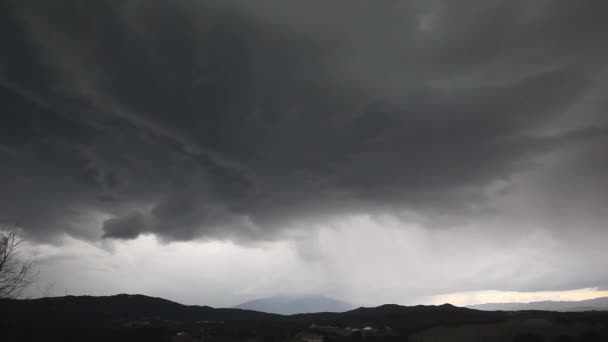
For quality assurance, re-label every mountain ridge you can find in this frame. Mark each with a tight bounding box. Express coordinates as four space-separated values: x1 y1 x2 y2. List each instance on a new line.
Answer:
3 294 608 341
467 296 608 312
233 294 355 315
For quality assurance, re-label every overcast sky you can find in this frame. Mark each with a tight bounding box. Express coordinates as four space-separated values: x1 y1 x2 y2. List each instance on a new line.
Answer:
1 0 608 307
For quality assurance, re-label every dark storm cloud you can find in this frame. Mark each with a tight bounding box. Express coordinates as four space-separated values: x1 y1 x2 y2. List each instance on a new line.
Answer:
1 0 607 242
102 211 147 240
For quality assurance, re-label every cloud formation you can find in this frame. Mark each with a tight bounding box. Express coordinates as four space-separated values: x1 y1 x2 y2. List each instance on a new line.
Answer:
1 0 607 248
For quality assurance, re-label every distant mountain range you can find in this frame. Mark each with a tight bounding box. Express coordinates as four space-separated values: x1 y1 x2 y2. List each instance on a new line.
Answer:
233 295 355 315
467 296 608 311
2 294 608 341
0 294 505 340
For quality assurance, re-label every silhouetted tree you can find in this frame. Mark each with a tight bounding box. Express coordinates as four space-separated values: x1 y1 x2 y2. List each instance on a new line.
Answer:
0 228 33 298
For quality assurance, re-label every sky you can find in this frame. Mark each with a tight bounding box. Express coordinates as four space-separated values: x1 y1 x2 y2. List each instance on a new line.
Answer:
1 0 608 308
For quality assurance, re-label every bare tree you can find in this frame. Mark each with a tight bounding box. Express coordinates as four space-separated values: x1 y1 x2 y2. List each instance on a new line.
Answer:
0 228 34 298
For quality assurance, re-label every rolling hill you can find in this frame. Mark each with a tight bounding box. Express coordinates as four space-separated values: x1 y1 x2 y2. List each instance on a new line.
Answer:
467 296 608 312
233 294 355 315
2 294 608 341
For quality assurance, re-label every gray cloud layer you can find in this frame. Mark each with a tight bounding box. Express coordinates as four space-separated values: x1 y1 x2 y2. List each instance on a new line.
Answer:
1 0 607 247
